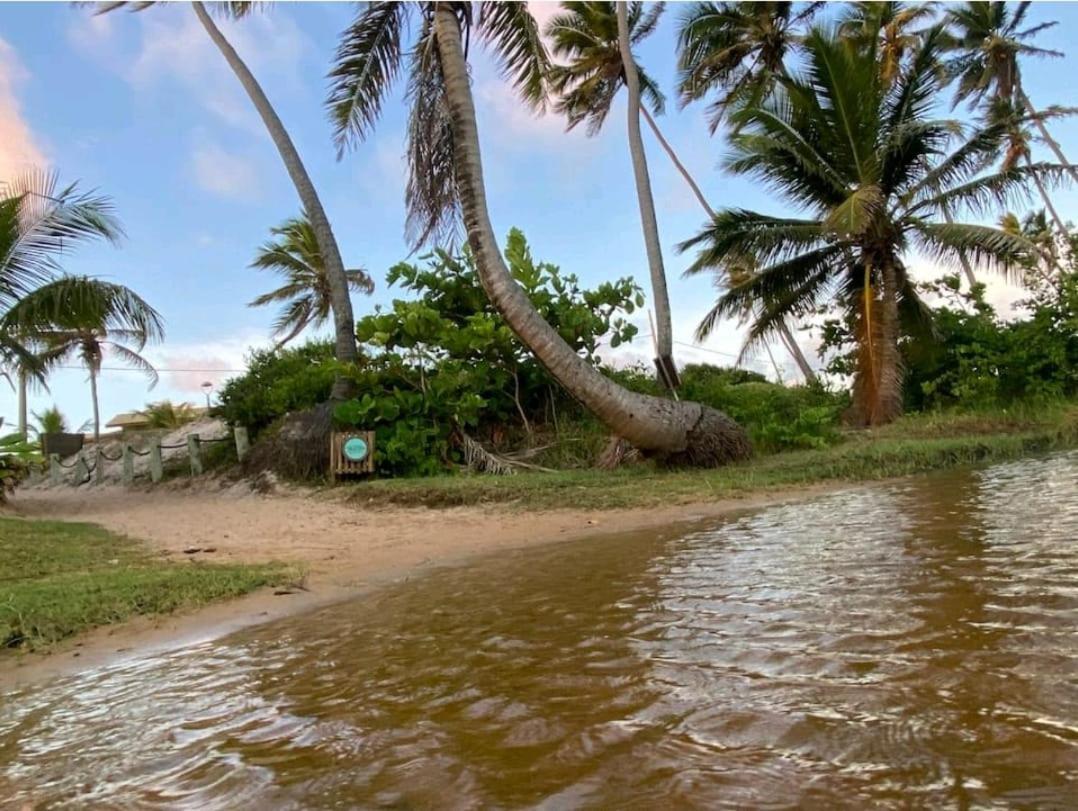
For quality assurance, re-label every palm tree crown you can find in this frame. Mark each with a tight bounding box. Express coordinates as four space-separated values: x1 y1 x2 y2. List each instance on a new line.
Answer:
681 24 1054 425
545 1 665 135
250 214 374 348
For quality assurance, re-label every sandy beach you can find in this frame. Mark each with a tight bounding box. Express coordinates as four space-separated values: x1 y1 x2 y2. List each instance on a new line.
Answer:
1 480 837 688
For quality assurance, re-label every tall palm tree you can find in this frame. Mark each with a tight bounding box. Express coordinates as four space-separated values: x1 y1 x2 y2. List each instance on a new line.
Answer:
249 214 374 348
8 277 164 440
944 2 1078 187
544 1 676 386
675 1 821 381
96 2 362 400
0 170 123 437
681 25 1051 426
328 2 750 465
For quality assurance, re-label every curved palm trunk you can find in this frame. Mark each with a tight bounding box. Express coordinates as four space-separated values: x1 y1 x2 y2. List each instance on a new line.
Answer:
432 8 749 465
192 2 357 400
1025 154 1068 235
639 106 819 385
850 263 903 427
1019 88 1078 185
89 366 101 441
17 371 28 439
941 201 978 287
615 2 676 388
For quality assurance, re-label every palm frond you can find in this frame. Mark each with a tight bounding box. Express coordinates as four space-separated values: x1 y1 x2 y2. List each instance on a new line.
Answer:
478 1 550 111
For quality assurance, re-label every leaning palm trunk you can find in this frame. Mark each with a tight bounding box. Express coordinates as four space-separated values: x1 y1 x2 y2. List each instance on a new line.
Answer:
192 2 357 400
849 264 903 427
1025 154 1068 234
17 372 28 439
1019 88 1078 186
432 8 749 465
638 106 818 385
940 202 978 287
615 2 676 388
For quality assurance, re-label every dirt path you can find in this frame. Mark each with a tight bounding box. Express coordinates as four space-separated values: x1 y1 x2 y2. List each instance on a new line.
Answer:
2 481 838 688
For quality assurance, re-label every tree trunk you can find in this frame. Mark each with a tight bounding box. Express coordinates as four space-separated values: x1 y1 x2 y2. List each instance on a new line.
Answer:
849 264 903 427
89 366 101 442
615 2 675 385
1026 154 1068 235
639 106 818 384
192 2 358 400
17 371 28 439
941 201 978 287
431 8 750 465
1020 88 1078 185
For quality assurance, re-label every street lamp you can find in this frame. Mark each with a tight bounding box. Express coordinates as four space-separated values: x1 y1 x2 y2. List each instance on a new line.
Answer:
200 381 214 409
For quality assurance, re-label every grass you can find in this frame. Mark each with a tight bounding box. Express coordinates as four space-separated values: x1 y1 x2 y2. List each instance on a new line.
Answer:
0 518 299 651
342 404 1078 510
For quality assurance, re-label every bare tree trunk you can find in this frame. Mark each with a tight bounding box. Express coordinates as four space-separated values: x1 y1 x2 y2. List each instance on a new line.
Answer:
615 2 675 386
192 2 358 400
941 201 978 287
1026 154 1068 234
89 366 101 442
1020 88 1078 185
17 371 28 439
849 264 903 427
432 7 750 465
639 106 818 384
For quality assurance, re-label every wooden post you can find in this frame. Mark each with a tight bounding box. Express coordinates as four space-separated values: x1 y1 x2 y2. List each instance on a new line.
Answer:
49 454 61 485
95 449 105 485
74 452 89 485
122 445 134 485
149 442 163 483
188 434 203 476
234 426 250 462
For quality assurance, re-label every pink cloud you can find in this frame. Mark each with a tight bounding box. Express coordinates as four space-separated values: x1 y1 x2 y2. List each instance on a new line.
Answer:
0 36 47 183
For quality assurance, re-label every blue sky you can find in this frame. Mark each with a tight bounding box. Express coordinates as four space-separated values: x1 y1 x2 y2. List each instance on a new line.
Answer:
1 1 1076 431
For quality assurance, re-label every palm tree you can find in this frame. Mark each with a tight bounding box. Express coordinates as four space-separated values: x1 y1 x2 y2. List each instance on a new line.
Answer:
544 1 676 386
328 2 750 464
674 1 821 382
250 214 374 348
681 25 1050 426
0 170 123 437
96 2 362 401
9 277 164 440
944 2 1078 187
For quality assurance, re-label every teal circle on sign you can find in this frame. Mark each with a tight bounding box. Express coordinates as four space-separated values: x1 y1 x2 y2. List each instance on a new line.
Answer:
343 437 369 461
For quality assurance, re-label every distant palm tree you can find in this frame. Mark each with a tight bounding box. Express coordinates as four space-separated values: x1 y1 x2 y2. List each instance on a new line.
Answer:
681 25 1047 426
544 1 677 386
943 2 1078 200
839 2 938 86
0 169 123 437
327 2 750 464
96 1 363 400
249 215 374 348
10 277 164 440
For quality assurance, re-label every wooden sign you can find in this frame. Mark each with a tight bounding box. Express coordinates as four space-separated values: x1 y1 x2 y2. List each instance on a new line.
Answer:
330 431 375 479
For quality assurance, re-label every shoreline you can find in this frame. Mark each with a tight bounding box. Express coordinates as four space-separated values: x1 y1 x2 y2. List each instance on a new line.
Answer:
0 479 845 690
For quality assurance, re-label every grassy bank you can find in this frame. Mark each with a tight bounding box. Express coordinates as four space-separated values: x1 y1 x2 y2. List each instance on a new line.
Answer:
0 518 299 651
345 405 1078 510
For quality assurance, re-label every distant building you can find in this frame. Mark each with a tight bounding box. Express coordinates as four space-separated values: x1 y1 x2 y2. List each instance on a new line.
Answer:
104 405 207 435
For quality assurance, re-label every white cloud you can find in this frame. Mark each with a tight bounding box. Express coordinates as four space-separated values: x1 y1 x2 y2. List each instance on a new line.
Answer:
0 36 47 183
147 330 271 394
191 141 260 200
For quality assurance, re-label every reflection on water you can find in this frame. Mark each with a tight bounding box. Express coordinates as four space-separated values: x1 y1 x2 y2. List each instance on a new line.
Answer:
1 452 1076 809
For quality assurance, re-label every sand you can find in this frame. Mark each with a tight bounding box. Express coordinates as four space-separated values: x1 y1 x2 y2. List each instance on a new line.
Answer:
1 481 836 688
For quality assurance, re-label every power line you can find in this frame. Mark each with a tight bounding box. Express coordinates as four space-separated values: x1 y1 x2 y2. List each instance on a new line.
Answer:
54 365 245 373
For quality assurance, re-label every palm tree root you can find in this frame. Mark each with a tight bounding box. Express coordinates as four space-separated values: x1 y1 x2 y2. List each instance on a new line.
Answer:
243 401 336 480
657 403 753 468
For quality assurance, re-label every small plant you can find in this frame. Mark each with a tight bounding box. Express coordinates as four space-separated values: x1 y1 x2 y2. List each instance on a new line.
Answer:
0 432 43 496
138 400 199 429
32 406 68 435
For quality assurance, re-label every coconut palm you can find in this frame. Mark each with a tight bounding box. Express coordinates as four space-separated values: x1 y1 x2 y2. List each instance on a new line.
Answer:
0 170 123 437
681 25 1053 426
327 2 750 464
674 1 821 381
96 2 362 400
943 2 1078 186
250 214 374 348
675 1 821 133
544 1 677 385
9 277 164 440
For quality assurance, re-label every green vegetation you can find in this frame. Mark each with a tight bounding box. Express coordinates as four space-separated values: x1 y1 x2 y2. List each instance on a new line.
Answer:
138 400 200 429
0 517 298 650
343 405 1078 510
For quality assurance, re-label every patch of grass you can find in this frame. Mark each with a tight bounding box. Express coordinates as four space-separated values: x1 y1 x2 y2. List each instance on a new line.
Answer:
0 518 299 650
342 404 1078 510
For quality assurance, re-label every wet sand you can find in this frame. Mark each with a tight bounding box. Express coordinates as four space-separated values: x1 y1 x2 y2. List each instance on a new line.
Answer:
1 482 839 689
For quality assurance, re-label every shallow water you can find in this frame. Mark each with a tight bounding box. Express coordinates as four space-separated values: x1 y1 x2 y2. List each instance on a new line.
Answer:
2 452 1077 809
